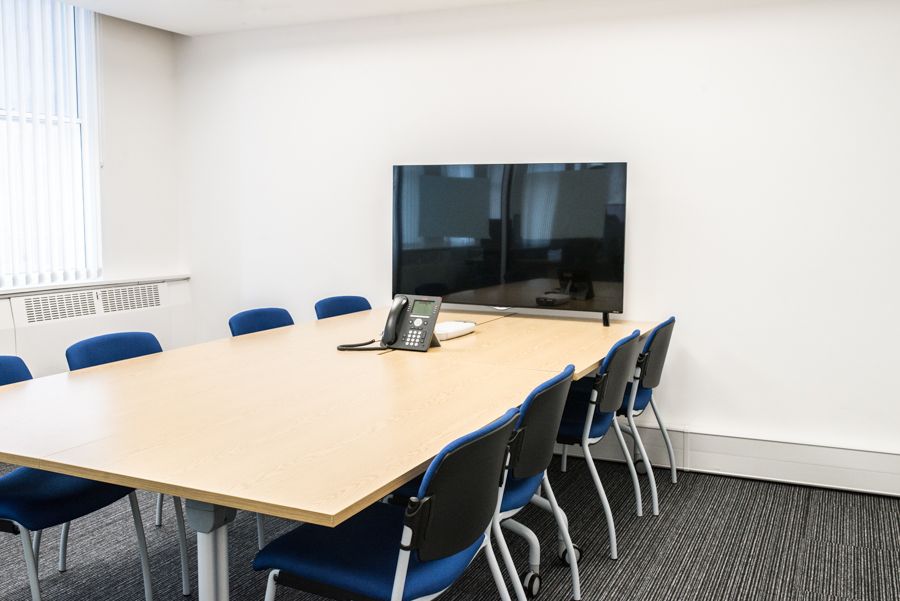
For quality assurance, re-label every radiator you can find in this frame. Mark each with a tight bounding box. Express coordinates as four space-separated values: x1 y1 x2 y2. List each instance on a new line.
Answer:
0 279 193 378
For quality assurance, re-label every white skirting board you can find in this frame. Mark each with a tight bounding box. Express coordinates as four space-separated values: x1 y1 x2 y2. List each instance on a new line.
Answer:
557 426 900 498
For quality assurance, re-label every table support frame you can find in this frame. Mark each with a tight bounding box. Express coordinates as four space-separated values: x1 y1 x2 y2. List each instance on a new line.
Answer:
186 500 237 601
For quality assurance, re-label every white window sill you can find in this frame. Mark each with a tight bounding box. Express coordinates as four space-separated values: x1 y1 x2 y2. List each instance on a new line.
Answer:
0 274 190 299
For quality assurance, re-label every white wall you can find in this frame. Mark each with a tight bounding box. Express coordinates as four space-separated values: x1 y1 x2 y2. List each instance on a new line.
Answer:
174 0 900 455
0 17 191 377
98 16 186 280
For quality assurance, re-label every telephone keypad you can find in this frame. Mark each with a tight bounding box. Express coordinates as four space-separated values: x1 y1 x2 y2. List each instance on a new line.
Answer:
404 328 424 346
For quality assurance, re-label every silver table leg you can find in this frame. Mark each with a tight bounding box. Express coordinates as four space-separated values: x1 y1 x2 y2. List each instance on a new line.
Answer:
217 526 230 600
186 500 236 601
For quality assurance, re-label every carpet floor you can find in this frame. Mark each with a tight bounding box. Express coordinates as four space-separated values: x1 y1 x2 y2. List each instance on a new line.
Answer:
1 458 898 600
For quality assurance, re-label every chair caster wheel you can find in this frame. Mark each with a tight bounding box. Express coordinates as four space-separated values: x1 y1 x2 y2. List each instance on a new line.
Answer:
635 459 648 474
558 544 582 565
521 571 541 598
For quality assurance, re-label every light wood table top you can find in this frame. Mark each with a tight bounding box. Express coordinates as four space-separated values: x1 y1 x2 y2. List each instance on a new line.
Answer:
430 314 652 379
0 308 652 526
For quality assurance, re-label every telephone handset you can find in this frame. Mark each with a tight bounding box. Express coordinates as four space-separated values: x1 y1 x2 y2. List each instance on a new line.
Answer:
336 294 442 352
381 294 442 351
381 295 408 346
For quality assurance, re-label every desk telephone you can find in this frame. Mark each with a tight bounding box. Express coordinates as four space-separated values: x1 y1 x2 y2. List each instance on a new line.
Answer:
337 294 442 352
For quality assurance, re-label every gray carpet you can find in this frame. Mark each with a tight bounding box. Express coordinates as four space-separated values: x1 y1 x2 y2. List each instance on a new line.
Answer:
1 458 898 600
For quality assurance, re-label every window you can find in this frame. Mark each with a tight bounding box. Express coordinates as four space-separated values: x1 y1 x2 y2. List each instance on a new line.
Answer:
0 0 101 289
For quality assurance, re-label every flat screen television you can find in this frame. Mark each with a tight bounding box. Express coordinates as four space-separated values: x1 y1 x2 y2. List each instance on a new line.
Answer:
392 162 626 314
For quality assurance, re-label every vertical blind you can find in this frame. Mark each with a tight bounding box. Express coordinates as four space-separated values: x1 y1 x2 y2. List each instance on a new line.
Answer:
0 0 101 289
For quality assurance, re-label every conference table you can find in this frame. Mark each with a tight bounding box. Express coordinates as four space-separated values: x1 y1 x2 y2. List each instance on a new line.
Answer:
0 307 651 601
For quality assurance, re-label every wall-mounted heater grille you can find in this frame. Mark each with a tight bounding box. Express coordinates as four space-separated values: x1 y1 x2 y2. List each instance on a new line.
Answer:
19 283 165 325
24 291 98 324
99 284 161 313
4 279 185 378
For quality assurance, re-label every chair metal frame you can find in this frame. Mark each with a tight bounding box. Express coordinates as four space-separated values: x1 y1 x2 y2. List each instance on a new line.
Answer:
489 366 583 600
556 331 645 560
618 317 679 501
616 364 660 515
494 473 582 601
559 392 648 519
151 494 192 594
1 492 154 601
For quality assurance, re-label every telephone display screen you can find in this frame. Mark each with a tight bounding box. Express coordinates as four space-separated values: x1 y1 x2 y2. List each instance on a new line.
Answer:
410 300 436 317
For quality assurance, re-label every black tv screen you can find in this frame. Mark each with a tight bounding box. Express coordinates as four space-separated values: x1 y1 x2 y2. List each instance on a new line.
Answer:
393 163 626 313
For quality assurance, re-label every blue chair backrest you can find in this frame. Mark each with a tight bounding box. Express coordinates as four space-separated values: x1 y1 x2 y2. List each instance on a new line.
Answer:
229 308 294 337
0 356 33 386
314 296 371 320
594 330 644 414
66 332 162 371
412 407 519 562
639 317 675 390
511 365 574 480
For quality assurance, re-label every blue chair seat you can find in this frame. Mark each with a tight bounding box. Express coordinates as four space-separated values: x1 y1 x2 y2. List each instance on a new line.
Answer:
254 502 484 601
557 408 614 444
618 383 652 415
0 468 133 531
556 378 615 444
500 473 543 514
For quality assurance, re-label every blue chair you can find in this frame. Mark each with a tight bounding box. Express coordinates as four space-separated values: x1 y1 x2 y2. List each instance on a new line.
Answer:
492 365 583 601
66 332 192 596
314 295 371 320
555 330 645 560
65 331 163 370
0 356 154 601
253 408 521 601
227 308 295 549
229 307 294 336
617 317 677 511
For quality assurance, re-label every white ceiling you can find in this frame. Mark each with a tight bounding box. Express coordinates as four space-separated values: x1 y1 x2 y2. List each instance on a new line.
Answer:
71 0 535 36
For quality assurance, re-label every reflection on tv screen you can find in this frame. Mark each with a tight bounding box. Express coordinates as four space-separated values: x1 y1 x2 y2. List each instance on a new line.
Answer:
393 163 626 313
